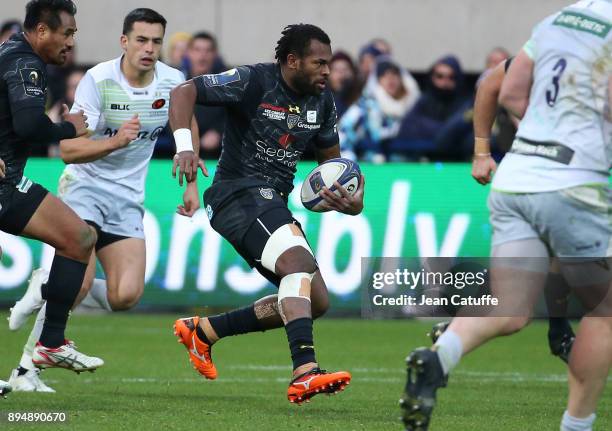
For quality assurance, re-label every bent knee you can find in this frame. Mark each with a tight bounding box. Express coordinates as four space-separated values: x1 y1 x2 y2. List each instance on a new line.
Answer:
107 285 143 311
60 225 97 261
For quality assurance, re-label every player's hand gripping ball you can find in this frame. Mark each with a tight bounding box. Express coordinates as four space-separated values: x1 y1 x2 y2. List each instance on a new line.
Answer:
301 158 361 212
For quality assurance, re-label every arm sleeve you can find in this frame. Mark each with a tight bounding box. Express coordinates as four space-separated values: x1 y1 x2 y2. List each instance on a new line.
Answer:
13 109 76 142
315 91 340 149
70 71 102 132
193 66 252 106
5 54 76 141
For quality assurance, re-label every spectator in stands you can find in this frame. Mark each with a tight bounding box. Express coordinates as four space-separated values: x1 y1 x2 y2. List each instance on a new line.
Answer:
371 38 392 56
155 31 227 159
329 51 358 119
340 56 420 163
476 46 510 86
390 55 472 161
0 20 22 43
357 41 384 82
166 31 191 74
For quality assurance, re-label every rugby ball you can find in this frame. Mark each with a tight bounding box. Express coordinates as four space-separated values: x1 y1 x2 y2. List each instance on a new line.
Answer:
300 158 361 212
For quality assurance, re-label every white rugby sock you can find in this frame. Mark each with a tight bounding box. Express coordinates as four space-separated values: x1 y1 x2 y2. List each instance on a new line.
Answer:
434 330 463 375
19 303 46 370
80 279 112 311
561 411 595 431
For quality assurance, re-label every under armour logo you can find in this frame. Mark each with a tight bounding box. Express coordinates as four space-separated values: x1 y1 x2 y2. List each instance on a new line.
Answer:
288 105 300 114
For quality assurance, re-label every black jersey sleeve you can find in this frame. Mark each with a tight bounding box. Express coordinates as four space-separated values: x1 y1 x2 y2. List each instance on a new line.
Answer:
315 90 339 149
3 53 76 141
193 66 252 106
4 54 47 113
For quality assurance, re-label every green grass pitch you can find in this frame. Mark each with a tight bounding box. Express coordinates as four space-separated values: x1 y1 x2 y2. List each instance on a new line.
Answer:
1 313 610 430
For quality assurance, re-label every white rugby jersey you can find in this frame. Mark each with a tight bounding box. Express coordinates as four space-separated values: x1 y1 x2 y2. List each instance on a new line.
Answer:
493 0 612 192
64 56 184 203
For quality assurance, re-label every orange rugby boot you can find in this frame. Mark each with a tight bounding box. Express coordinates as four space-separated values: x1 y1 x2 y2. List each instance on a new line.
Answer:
287 367 351 404
173 316 218 380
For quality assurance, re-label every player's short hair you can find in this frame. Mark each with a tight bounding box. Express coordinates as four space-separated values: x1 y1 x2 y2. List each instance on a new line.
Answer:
122 8 167 36
23 0 76 31
275 24 331 64
190 31 218 51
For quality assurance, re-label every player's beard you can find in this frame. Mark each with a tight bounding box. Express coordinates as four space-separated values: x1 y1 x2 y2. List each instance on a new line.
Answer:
292 69 318 96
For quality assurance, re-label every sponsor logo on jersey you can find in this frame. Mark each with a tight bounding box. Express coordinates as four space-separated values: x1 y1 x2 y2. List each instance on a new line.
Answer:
296 121 320 130
103 125 164 141
510 138 575 165
152 98 166 109
255 140 301 167
20 67 44 97
259 188 274 200
287 114 300 129
202 68 241 87
260 103 288 120
110 104 130 111
307 110 317 123
288 105 301 114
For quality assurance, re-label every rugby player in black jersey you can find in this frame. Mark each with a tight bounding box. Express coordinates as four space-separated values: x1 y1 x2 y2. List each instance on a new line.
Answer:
170 24 365 404
0 0 103 372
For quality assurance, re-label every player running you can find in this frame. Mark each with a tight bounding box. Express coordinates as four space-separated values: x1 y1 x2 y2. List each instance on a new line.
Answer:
170 24 364 404
429 56 577 364
7 8 203 392
401 1 612 430
0 0 103 376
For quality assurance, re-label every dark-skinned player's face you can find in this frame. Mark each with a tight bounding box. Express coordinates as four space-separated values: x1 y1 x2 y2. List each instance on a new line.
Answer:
292 39 332 96
40 11 77 65
121 22 165 73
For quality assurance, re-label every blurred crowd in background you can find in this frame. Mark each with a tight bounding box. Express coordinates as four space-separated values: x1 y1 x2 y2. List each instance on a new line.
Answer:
1 19 517 162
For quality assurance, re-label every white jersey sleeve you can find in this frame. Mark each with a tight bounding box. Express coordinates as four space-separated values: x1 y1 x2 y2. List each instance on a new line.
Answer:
70 71 102 132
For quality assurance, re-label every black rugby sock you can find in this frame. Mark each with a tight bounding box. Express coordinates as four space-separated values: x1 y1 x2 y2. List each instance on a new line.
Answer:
39 255 87 348
285 317 316 370
207 305 262 339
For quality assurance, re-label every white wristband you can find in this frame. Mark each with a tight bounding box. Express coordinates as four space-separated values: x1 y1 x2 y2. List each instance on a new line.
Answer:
173 128 193 153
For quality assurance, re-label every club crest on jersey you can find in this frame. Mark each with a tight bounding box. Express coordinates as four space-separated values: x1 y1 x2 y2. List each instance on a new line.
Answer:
152 98 166 109
206 204 214 220
259 188 274 200
287 114 300 129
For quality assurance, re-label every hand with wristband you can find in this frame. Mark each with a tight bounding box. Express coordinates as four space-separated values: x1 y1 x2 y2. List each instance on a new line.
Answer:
172 127 207 186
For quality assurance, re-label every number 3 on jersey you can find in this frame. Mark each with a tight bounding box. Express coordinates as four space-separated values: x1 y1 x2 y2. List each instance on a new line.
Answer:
546 58 567 107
